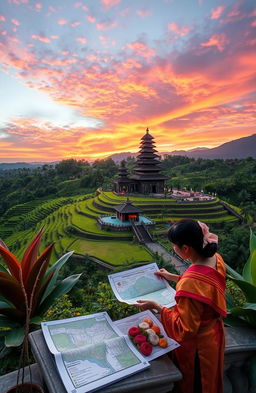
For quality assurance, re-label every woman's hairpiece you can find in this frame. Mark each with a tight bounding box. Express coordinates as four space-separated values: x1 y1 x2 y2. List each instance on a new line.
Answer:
198 221 218 247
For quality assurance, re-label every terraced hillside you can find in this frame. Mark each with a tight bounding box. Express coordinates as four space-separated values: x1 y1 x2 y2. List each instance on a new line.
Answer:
0 190 239 266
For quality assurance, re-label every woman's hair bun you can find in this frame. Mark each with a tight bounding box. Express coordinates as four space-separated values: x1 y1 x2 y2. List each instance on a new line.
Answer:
201 242 217 258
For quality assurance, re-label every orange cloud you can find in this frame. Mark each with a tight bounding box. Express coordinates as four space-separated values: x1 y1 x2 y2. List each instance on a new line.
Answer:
210 6 225 20
200 33 228 51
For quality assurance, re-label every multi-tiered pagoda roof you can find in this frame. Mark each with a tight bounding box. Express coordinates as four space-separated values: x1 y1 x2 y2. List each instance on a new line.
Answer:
113 128 169 195
130 128 168 181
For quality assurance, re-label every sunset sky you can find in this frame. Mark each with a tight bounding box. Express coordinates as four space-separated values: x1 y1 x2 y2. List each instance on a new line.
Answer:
0 0 255 163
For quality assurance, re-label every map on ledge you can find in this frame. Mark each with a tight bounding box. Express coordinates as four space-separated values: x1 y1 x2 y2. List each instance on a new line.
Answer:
108 263 176 308
41 312 149 393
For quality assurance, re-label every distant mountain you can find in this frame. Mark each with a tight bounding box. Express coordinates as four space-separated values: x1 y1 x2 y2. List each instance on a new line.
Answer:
110 134 256 162
110 152 137 162
165 134 256 159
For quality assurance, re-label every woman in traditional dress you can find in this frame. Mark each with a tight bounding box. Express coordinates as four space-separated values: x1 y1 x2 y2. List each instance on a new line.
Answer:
135 219 227 393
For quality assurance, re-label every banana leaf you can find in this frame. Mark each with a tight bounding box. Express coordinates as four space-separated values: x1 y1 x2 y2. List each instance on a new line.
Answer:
225 263 243 280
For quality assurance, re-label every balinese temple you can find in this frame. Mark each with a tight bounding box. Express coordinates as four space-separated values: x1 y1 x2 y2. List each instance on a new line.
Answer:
114 198 142 222
114 128 169 194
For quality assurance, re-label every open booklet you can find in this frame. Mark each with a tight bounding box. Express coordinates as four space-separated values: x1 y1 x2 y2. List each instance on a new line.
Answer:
108 262 176 308
41 312 149 393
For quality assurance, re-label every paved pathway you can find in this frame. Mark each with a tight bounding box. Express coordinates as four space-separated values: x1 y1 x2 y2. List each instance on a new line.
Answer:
145 242 188 274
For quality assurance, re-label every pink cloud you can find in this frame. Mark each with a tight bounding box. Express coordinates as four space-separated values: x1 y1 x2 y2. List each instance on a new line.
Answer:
127 42 155 59
76 37 87 44
11 18 20 26
71 21 81 27
136 9 152 18
58 19 68 25
96 20 117 31
168 22 190 36
51 35 59 39
35 3 42 11
31 35 51 43
101 0 120 8
87 15 96 23
210 6 225 20
0 15 6 21
200 33 228 51
251 20 256 27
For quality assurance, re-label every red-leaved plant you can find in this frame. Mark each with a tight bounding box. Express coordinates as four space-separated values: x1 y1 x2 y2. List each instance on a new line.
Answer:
0 229 81 350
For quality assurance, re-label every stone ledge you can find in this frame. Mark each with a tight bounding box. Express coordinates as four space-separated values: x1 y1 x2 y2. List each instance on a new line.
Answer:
0 363 46 393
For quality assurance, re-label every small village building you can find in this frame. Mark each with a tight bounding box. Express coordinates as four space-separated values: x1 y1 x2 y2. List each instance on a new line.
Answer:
114 198 142 222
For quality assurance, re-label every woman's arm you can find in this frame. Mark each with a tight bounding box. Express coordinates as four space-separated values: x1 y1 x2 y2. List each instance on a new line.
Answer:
155 268 180 283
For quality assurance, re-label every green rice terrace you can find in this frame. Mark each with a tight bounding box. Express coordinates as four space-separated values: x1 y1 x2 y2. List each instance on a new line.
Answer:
0 190 240 267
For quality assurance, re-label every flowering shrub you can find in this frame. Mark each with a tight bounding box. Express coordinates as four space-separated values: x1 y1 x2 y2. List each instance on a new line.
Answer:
128 316 168 356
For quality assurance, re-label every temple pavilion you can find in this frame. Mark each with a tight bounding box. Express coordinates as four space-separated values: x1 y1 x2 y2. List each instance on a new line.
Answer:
114 128 169 194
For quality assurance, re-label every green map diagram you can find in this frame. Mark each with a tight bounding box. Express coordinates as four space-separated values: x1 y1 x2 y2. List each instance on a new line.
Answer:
117 274 166 300
49 318 117 352
62 337 140 388
48 317 141 389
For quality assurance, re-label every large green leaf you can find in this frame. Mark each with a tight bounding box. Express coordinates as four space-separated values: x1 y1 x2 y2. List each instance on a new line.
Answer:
243 249 256 284
41 251 74 302
229 307 256 327
250 250 256 286
38 274 81 315
5 327 25 347
250 229 256 254
0 315 19 328
225 263 243 280
231 278 256 303
242 302 256 311
224 313 251 328
0 299 12 308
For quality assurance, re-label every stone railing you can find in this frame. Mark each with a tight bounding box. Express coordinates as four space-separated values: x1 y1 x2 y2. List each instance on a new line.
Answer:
1 326 256 393
224 326 256 393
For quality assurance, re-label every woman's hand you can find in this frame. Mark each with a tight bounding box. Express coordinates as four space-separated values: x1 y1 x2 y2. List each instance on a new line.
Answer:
134 299 162 313
155 268 180 283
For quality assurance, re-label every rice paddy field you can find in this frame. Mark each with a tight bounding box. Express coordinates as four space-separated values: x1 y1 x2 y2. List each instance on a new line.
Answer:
0 190 239 266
